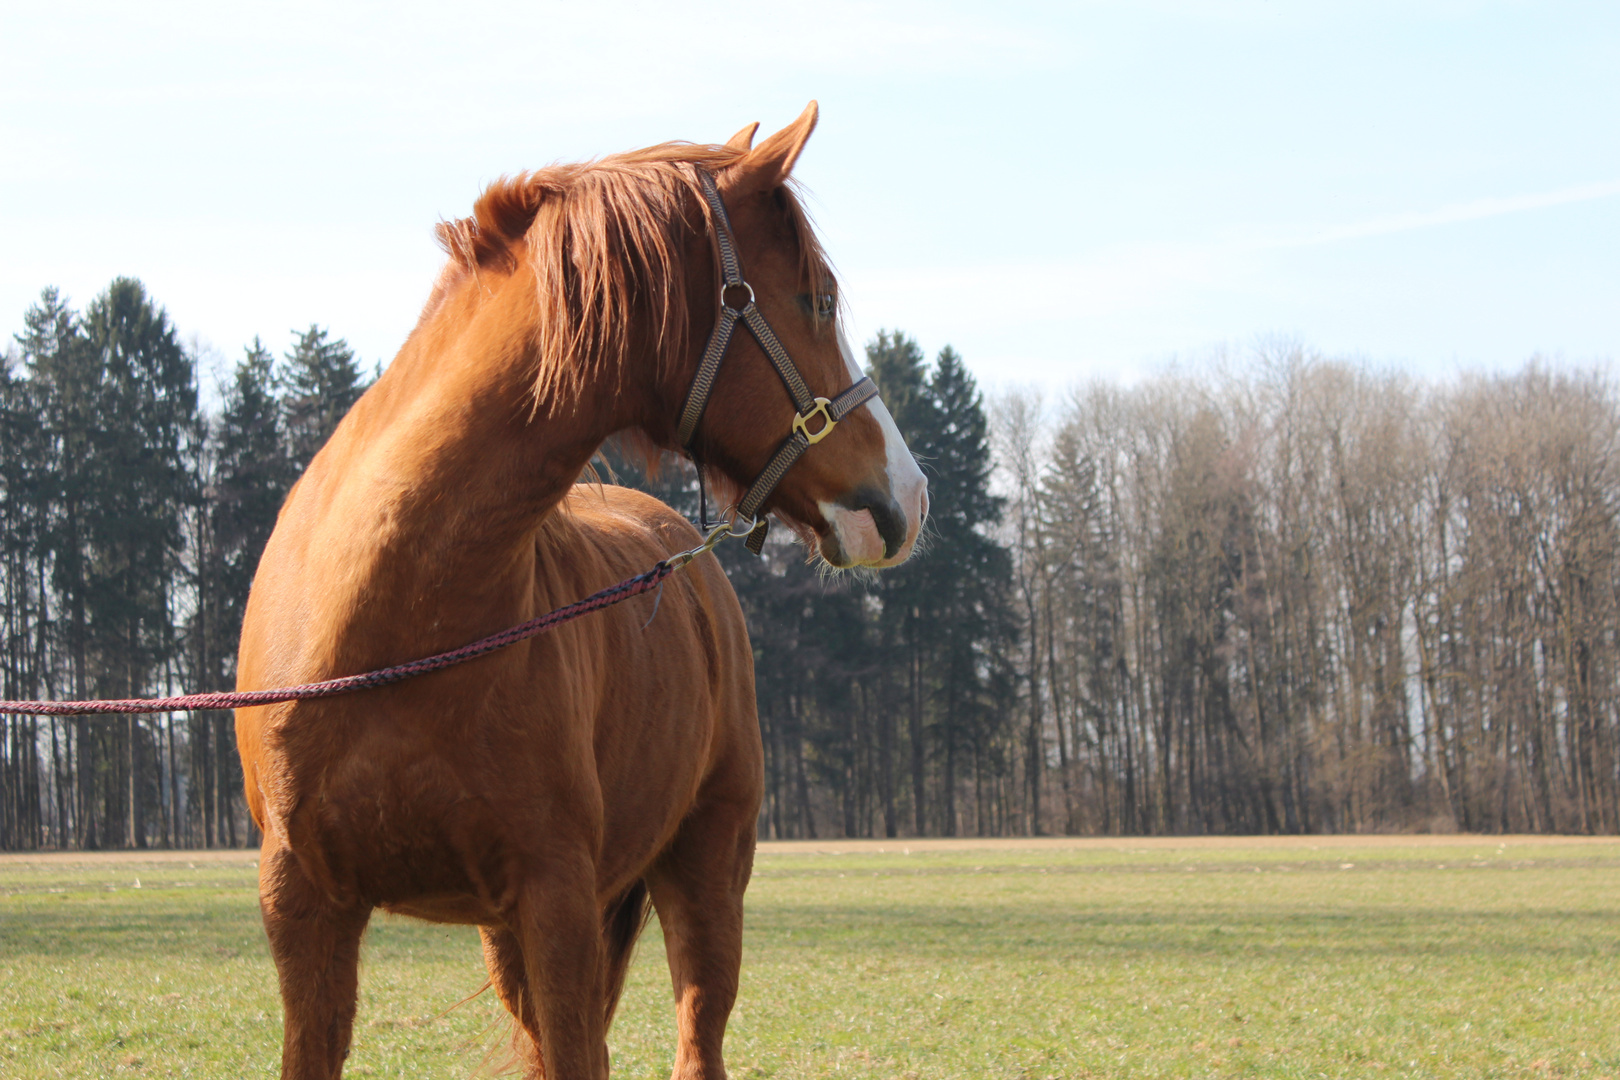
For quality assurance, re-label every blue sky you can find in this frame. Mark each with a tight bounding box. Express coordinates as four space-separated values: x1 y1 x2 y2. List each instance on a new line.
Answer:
3 1 1616 395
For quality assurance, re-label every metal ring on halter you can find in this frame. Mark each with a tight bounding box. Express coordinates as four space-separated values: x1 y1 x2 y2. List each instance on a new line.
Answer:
724 514 759 538
720 281 754 312
793 398 837 445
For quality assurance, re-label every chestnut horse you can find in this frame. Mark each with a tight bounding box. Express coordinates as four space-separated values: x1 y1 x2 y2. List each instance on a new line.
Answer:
234 102 926 1080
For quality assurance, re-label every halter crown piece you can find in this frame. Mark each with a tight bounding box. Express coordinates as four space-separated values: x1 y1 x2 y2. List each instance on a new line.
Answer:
677 168 881 555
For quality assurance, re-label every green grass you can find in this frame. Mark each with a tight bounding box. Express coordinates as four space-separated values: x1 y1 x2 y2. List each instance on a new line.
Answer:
3 838 1619 1078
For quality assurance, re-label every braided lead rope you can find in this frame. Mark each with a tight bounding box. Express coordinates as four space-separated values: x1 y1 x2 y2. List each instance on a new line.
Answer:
0 553 703 717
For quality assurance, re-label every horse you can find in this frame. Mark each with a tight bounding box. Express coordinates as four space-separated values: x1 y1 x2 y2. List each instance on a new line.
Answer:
234 101 928 1080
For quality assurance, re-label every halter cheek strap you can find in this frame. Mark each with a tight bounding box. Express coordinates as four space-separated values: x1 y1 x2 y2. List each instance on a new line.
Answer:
678 168 880 555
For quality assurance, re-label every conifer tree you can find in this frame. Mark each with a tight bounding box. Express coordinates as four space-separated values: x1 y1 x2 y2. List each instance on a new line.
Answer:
864 331 938 833
17 280 199 848
79 279 195 692
213 338 293 634
190 337 290 845
7 294 72 700
22 289 101 845
916 345 1014 834
861 334 1015 836
1042 426 1129 832
865 330 934 437
1 297 64 849
282 325 366 470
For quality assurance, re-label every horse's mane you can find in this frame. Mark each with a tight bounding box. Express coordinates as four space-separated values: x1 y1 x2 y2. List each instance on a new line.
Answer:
433 142 832 407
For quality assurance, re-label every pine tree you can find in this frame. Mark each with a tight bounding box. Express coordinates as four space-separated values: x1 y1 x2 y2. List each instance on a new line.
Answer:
190 337 291 845
282 325 367 470
22 289 102 845
214 338 293 635
1 297 64 849
862 335 1016 836
79 279 196 694
7 293 73 701
76 278 198 848
865 330 935 438
13 281 198 848
916 346 1015 835
864 331 939 833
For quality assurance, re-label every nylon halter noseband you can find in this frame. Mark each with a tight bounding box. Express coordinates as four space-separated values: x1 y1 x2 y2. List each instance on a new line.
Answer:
677 168 881 555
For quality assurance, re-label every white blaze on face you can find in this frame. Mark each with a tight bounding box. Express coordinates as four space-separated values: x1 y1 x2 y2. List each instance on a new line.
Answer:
813 328 929 567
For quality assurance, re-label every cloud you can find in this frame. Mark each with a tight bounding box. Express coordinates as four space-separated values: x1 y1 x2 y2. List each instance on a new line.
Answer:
1260 180 1620 249
842 178 1620 335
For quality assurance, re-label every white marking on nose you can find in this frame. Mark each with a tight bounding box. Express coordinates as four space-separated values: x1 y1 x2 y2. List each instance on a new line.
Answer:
835 327 927 565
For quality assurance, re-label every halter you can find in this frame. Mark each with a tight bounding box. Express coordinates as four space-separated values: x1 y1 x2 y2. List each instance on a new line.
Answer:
677 168 881 555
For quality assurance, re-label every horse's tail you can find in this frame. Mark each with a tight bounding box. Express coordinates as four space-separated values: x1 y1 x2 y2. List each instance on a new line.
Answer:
602 878 654 1027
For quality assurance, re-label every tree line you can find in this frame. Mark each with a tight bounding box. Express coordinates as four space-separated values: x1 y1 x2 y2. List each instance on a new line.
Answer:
0 281 367 849
989 349 1620 837
627 340 1620 839
2 281 1617 848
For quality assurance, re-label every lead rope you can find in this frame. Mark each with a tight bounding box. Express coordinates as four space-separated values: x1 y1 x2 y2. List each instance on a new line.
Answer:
0 524 739 717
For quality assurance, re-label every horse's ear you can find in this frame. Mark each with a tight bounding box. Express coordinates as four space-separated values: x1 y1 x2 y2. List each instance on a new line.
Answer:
730 100 818 193
725 122 759 151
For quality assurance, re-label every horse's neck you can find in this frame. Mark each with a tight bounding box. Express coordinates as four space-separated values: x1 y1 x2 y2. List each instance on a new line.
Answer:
286 318 627 658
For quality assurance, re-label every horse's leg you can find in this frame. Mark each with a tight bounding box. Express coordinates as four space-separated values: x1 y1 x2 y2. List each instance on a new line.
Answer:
506 855 610 1080
480 926 545 1078
482 879 650 1080
646 805 757 1080
259 845 370 1080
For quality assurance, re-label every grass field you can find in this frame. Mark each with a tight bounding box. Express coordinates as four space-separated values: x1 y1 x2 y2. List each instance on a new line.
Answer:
2 835 1618 1079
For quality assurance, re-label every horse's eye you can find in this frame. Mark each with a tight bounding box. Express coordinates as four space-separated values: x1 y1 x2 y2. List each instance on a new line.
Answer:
797 290 839 320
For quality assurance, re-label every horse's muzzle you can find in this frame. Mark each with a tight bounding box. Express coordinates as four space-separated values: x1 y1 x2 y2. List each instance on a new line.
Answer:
822 483 923 568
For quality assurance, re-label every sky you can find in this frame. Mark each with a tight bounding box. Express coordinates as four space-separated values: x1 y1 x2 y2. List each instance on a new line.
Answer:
3 1 1617 399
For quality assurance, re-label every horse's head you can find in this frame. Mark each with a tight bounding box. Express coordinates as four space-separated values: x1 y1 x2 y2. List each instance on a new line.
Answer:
669 103 927 569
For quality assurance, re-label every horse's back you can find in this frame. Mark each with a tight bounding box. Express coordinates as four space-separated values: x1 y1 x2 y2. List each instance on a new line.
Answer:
547 484 761 886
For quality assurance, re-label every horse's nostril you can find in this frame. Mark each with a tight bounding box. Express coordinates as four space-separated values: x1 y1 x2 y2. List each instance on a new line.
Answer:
838 485 911 561
864 498 908 560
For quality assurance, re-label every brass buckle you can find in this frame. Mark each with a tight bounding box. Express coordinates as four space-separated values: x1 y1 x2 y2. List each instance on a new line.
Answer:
793 398 836 445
